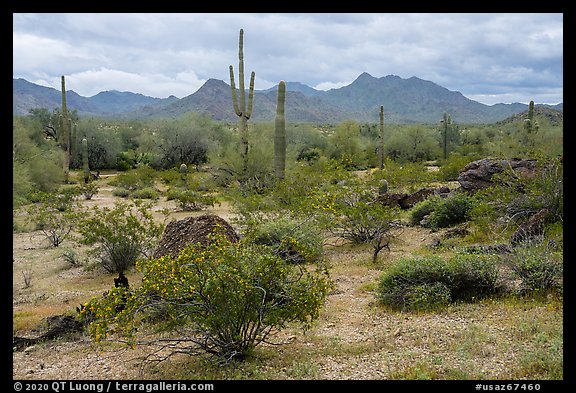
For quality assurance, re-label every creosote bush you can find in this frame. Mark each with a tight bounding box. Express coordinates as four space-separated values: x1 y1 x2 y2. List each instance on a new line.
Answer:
81 231 333 363
377 253 500 312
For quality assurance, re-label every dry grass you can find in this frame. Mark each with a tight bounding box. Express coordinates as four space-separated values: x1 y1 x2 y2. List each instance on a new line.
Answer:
12 171 563 380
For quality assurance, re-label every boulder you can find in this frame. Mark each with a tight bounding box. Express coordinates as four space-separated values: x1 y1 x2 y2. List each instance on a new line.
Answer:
458 158 537 193
153 215 239 259
377 186 452 209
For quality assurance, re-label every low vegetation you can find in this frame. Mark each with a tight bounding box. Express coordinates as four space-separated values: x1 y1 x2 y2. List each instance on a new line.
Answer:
13 101 562 379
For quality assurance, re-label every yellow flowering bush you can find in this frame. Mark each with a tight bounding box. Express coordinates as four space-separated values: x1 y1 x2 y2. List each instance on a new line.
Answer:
81 230 333 363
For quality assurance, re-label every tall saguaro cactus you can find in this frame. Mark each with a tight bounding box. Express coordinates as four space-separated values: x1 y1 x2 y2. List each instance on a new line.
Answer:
229 28 255 174
379 105 385 169
274 81 287 180
524 100 538 134
60 75 72 182
82 138 90 183
441 112 453 160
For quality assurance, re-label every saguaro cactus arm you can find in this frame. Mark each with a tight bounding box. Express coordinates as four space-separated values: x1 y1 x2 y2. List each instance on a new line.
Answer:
229 66 241 116
246 71 255 119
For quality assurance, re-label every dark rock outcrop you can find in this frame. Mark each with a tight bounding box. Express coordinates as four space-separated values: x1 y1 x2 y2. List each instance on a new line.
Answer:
377 185 452 209
13 315 84 351
153 215 239 259
458 158 537 193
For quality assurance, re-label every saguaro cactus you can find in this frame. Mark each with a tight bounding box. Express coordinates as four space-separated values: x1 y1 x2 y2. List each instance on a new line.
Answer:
274 81 286 180
229 28 255 174
82 138 90 183
524 100 538 134
179 163 188 184
379 105 385 169
60 75 72 181
442 112 452 160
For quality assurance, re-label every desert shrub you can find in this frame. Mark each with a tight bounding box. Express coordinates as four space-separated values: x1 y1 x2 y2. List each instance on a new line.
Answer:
403 282 452 312
447 253 500 300
377 253 499 311
166 189 216 211
77 200 164 274
24 191 82 247
112 188 130 198
501 241 563 294
410 193 474 229
314 173 404 262
243 216 324 264
130 187 160 200
378 158 436 193
437 154 478 182
81 231 333 363
61 248 81 267
78 182 99 200
108 166 157 191
469 156 563 241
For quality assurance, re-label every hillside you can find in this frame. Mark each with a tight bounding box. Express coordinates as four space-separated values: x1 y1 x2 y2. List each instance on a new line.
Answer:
13 75 563 124
496 105 564 126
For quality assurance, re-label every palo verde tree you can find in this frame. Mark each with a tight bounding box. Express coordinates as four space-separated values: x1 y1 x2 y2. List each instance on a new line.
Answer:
229 28 255 175
274 80 287 181
80 230 333 364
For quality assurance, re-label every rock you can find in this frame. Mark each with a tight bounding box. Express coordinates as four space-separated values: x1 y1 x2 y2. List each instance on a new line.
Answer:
376 186 453 209
153 214 239 259
458 157 537 193
13 315 84 351
376 192 406 208
399 187 436 209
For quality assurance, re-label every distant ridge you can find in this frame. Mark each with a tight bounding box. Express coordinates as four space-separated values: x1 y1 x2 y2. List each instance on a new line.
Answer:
13 75 563 124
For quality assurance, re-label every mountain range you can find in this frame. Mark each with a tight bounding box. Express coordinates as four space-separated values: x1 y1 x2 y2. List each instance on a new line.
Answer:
13 73 563 124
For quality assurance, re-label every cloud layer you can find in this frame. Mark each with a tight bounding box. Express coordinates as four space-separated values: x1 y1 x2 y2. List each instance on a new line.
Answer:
13 13 563 105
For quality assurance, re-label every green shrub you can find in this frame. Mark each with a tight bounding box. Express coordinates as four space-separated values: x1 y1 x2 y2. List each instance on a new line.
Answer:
410 193 475 229
130 187 159 200
81 231 333 363
244 216 324 264
377 253 499 311
112 188 130 198
77 200 164 273
166 188 216 211
404 282 452 312
437 154 478 182
109 166 156 191
24 193 81 247
378 158 436 193
78 182 99 200
502 242 563 294
447 253 500 300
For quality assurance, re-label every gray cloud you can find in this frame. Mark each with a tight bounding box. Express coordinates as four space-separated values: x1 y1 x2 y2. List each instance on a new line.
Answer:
13 13 563 105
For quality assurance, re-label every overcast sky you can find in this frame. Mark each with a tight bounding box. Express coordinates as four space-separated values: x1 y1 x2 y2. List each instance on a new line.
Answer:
13 13 563 105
